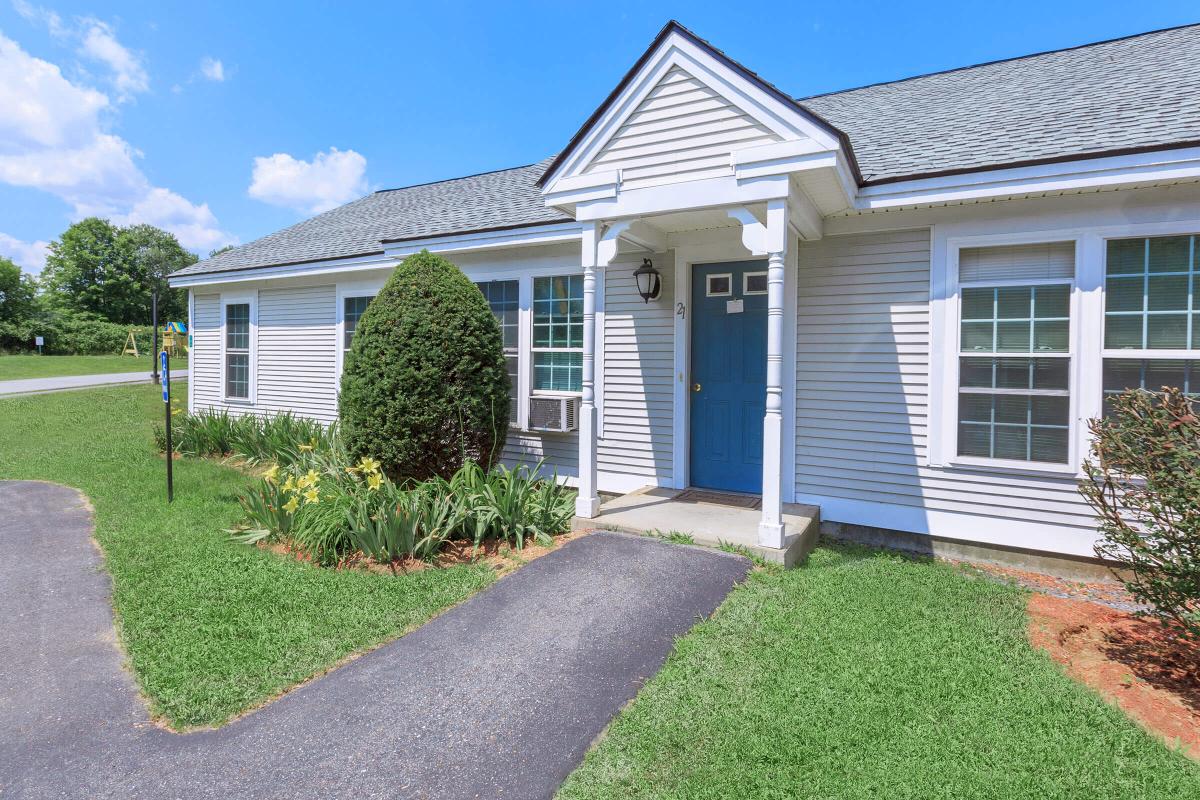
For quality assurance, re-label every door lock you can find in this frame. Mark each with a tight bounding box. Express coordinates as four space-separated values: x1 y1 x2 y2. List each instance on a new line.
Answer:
692 382 702 392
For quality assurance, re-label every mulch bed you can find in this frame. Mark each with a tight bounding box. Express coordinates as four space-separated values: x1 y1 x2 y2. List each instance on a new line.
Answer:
954 559 1197 758
1028 593 1199 759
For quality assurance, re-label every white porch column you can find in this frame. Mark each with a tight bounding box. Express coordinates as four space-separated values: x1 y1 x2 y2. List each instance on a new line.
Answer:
576 223 603 518
759 200 789 548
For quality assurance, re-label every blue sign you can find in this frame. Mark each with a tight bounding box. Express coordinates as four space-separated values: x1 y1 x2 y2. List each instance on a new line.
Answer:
160 351 170 402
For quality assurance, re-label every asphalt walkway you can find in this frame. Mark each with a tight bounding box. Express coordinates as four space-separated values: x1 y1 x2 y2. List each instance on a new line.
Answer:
0 480 749 799
0 370 188 398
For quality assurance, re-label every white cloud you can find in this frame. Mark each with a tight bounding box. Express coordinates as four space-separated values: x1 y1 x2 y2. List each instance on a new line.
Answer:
78 18 148 100
0 31 234 253
13 3 148 100
199 56 225 82
0 232 49 274
249 148 368 214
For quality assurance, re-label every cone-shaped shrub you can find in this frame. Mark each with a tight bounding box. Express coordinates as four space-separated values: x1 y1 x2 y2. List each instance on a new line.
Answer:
339 250 509 481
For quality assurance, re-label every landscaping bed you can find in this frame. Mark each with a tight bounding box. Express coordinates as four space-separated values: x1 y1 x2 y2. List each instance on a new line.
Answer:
1029 592 1200 759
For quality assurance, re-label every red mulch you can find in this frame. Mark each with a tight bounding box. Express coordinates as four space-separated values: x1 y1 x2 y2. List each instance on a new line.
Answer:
1027 592 1200 759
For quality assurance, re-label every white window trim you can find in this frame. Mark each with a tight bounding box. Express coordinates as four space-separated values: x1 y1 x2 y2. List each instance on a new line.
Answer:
220 291 258 405
743 270 768 295
705 272 732 297
932 218 1200 477
457 262 593 434
335 280 384 385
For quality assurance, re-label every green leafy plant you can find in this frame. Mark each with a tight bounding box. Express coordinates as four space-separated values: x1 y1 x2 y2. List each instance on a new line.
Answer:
338 250 510 482
1080 386 1200 638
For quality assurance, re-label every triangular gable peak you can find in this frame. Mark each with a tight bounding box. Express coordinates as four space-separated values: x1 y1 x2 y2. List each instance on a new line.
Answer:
541 22 848 199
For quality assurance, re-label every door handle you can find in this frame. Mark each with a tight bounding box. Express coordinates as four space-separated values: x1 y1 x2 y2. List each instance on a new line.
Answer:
692 382 702 392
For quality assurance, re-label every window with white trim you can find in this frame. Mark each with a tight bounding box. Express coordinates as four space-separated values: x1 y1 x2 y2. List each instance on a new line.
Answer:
1102 235 1200 412
956 243 1075 464
532 274 583 393
343 295 374 354
224 302 251 400
475 280 520 424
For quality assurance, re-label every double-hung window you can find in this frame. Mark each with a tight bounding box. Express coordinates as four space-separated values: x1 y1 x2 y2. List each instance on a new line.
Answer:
475 280 520 424
1102 235 1200 411
224 301 252 401
955 243 1075 464
532 274 583 393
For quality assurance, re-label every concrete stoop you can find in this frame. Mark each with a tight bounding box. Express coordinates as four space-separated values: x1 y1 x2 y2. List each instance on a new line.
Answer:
572 486 820 568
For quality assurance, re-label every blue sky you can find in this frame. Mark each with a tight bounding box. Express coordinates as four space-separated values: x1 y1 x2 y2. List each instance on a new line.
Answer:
1 1 1196 274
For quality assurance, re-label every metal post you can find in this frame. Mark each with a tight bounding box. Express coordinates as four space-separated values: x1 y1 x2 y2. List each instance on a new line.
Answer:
162 350 173 502
151 289 160 385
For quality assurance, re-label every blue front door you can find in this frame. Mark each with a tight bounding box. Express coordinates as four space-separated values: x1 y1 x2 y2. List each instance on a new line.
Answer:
689 261 768 494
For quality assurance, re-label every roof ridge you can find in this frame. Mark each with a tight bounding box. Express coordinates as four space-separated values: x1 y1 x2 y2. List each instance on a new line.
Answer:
797 21 1200 102
374 157 554 194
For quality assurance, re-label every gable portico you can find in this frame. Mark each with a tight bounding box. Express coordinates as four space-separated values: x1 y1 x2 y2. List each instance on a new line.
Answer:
541 22 856 551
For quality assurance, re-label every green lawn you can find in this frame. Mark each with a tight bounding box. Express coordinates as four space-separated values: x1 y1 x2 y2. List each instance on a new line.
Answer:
0 353 188 381
0 384 492 729
559 548 1200 799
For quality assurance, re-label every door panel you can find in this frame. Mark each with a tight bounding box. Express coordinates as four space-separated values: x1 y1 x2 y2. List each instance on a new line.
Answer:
689 260 768 493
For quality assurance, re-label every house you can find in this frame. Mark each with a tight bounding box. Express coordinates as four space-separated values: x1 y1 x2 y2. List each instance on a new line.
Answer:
169 21 1200 567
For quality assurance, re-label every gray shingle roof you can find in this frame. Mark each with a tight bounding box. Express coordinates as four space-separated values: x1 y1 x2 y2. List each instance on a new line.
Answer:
175 25 1200 279
172 158 570 278
800 24 1200 184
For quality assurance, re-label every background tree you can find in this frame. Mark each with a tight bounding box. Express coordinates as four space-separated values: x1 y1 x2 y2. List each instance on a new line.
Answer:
0 257 37 325
339 250 510 482
40 218 195 324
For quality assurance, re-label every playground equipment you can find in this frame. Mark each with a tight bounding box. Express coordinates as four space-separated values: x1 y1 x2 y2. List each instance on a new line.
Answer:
161 321 188 357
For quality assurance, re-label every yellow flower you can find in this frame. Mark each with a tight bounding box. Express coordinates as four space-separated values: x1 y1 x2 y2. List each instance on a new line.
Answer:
263 465 280 484
366 473 383 491
358 457 381 474
282 476 296 493
303 488 320 505
302 469 320 487
344 466 360 476
298 444 314 452
282 496 299 514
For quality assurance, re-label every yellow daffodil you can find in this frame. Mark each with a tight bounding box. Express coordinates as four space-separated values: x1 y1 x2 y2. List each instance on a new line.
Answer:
358 457 381 474
282 476 296 493
282 496 300 514
263 465 280 484
366 473 383 491
304 469 320 486
303 488 320 505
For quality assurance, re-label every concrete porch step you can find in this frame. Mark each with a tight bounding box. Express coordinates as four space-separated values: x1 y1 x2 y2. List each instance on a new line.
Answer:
572 486 820 568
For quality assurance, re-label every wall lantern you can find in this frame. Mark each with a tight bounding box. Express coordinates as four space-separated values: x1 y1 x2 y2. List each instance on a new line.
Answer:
633 258 662 303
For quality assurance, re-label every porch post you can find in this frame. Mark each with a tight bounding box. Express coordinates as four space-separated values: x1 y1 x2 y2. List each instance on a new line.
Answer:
576 223 602 518
759 200 789 548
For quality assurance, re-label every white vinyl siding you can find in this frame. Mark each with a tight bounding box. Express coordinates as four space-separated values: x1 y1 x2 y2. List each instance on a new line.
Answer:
794 229 1095 533
190 285 338 422
584 66 782 191
597 256 675 484
256 285 338 422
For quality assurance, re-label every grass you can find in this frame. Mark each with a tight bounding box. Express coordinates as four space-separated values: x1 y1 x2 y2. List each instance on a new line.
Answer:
0 353 188 381
0 383 492 729
559 547 1200 799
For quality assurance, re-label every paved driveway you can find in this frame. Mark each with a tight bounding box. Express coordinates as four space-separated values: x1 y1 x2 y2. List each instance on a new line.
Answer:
0 480 749 799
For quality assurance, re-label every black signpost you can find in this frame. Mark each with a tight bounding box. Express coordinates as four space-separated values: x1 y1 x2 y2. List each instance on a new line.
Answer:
161 350 173 502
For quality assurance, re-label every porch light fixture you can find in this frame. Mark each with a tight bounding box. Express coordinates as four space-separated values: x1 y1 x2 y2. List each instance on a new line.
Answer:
633 258 661 303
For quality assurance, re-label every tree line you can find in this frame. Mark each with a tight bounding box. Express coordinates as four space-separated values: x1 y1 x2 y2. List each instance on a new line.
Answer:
1 218 216 353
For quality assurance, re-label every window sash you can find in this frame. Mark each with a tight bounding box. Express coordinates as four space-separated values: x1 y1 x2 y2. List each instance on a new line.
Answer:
475 280 521 423
1104 235 1198 350
955 275 1074 465
343 295 373 352
224 302 251 400
532 275 583 393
